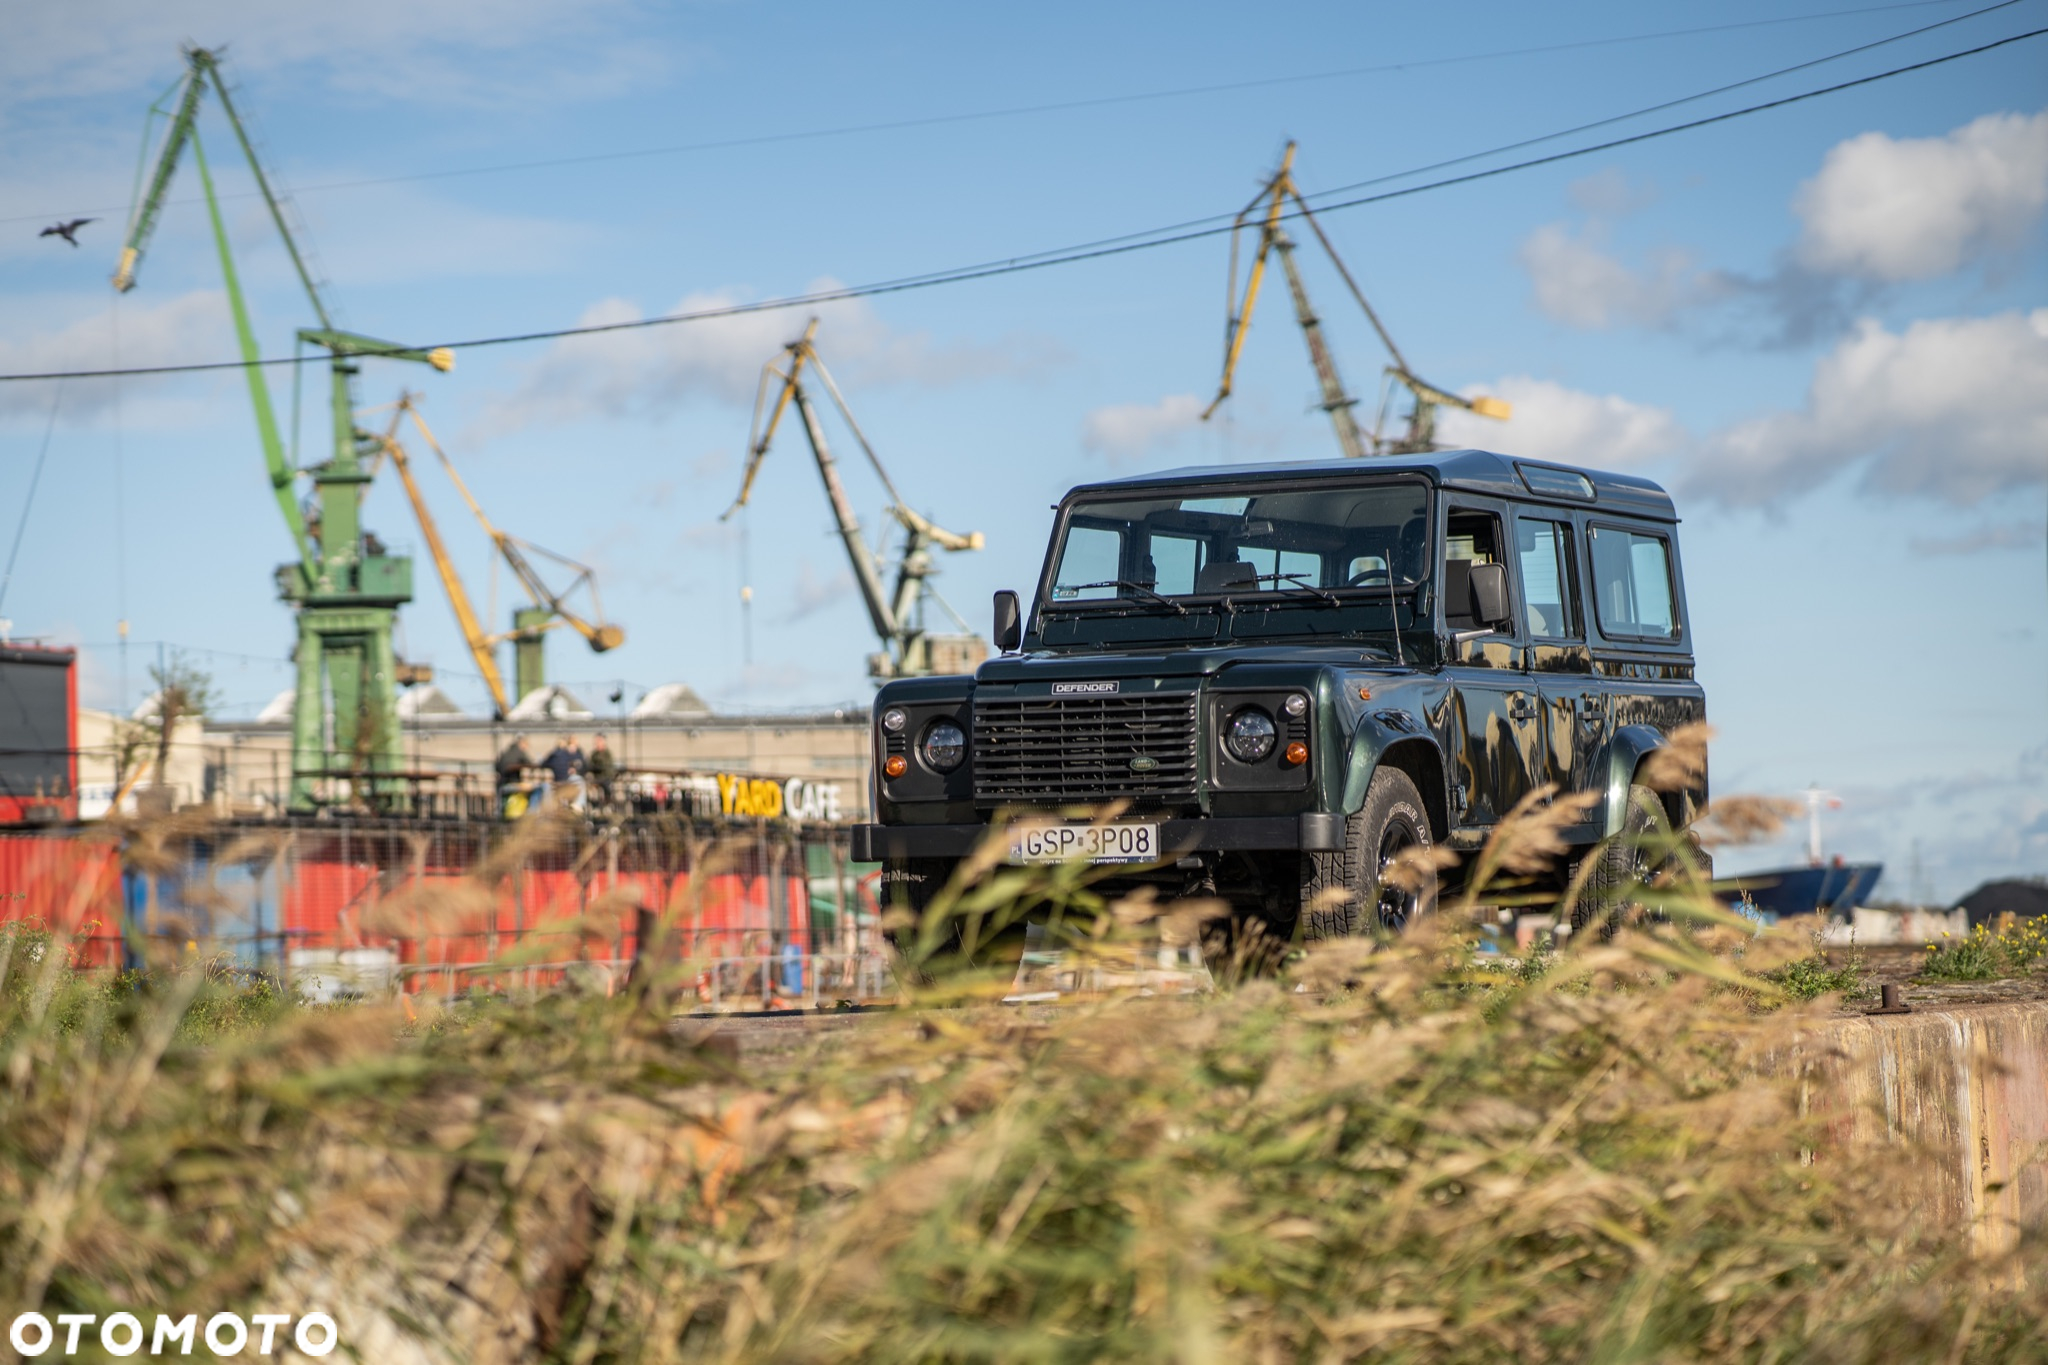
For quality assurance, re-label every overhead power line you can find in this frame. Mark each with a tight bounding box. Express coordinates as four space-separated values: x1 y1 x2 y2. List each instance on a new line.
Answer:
1302 0 2029 202
0 0 1991 229
3 23 2042 386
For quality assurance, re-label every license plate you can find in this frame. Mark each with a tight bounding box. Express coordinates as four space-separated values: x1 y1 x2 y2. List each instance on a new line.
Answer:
1008 822 1162 865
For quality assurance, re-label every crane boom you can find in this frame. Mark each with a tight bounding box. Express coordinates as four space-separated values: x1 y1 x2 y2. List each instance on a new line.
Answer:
373 401 512 716
190 129 315 572
1204 142 1296 421
401 402 623 661
113 59 209 295
1201 141 1512 456
1275 234 1367 461
794 382 897 641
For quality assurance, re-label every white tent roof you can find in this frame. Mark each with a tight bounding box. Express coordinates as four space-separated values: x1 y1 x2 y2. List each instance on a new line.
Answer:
631 682 714 720
396 684 469 721
507 685 593 721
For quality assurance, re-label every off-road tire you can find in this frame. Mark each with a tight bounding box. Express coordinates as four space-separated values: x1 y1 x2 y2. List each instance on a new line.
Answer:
1572 783 1669 939
1300 768 1437 941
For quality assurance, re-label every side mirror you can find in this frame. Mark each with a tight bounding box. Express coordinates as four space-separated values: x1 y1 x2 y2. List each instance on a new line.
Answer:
1467 562 1512 631
993 589 1022 653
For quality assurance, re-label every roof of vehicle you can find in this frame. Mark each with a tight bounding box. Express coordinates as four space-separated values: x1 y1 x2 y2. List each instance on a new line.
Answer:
1069 449 1679 522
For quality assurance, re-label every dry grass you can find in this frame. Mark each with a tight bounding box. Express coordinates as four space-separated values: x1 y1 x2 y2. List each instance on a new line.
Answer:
1 802 2042 1363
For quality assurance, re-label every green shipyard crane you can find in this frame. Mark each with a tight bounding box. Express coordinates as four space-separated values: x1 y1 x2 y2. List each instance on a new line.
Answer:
114 46 452 811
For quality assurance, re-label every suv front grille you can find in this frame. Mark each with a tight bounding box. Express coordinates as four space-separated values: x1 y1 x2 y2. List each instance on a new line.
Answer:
973 693 1198 806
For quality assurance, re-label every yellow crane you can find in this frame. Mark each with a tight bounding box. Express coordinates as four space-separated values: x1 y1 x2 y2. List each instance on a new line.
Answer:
723 318 985 680
370 395 624 717
1204 141 1511 456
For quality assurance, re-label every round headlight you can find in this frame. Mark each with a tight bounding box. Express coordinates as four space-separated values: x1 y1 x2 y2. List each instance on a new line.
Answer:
1282 693 1308 718
1224 707 1277 763
881 707 908 733
920 720 967 773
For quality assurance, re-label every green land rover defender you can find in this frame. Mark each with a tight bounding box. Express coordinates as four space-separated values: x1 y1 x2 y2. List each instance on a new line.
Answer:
851 450 1707 940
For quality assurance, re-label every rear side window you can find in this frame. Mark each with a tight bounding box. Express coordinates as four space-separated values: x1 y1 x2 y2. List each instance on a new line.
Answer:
1516 518 1579 640
1588 525 1676 640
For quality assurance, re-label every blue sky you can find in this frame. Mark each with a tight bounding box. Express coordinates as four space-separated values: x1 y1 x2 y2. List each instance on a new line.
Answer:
2 0 2043 897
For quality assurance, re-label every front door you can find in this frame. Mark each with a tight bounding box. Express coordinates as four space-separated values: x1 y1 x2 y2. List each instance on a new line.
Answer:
1441 503 1541 830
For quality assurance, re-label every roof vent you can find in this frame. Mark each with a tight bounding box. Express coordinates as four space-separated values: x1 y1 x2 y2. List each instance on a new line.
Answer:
1517 464 1596 500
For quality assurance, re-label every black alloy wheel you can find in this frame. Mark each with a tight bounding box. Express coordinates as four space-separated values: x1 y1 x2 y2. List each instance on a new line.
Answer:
1373 809 1427 931
1572 783 1666 939
1301 767 1438 941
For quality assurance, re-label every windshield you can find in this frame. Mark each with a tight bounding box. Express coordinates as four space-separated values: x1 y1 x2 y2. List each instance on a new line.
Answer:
1047 479 1431 606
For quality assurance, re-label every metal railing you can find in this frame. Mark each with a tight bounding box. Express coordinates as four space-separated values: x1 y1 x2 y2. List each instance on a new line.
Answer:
395 951 897 1011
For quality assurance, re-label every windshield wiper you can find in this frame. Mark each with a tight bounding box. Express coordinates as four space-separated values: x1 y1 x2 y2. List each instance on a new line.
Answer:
1259 572 1339 605
1058 579 1189 615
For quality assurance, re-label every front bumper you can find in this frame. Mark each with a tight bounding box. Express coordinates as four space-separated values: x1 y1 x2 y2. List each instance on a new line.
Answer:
851 813 1344 862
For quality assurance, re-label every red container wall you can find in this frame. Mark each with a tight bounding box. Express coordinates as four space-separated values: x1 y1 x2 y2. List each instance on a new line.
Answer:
0 834 124 965
1 830 817 984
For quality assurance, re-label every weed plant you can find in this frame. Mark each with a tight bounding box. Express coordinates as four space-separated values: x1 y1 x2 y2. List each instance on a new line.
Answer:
1919 918 2048 982
0 781 2041 1362
1757 923 1870 1003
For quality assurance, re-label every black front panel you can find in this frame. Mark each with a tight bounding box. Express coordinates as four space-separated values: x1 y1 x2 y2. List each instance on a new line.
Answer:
0 651 71 798
973 692 1198 806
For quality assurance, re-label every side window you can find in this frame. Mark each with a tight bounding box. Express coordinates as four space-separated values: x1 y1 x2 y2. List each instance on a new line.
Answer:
1515 518 1579 640
1443 508 1505 632
1050 524 1123 600
1588 525 1677 639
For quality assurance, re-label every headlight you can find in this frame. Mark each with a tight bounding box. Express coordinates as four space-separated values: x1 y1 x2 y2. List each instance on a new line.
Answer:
1224 706 1277 763
921 720 967 773
881 707 908 733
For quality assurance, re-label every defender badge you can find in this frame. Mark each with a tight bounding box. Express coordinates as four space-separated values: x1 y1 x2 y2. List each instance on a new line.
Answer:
1051 681 1119 695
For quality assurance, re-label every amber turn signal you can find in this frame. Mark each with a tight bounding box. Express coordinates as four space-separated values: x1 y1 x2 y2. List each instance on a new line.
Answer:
884 755 908 778
1284 741 1309 766
1357 686 1371 700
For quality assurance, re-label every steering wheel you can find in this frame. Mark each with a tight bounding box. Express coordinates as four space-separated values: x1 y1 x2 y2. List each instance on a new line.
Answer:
1345 568 1391 587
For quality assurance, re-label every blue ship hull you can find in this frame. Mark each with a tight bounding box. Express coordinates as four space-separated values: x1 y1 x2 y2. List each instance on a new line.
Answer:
1729 863 1884 919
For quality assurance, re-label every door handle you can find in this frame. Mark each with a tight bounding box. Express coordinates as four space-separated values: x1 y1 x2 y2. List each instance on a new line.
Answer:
1510 697 1537 722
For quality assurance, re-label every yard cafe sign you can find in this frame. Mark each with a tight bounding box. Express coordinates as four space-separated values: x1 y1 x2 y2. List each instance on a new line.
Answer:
711 772 846 822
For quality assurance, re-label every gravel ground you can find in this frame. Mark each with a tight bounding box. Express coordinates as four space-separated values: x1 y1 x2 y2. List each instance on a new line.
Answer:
1827 943 2048 1013
666 943 2048 1045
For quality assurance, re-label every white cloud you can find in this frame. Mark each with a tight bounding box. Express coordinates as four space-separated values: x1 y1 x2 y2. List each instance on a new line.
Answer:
1080 393 1204 464
1519 222 1708 329
1688 309 2048 506
479 284 1057 435
1795 110 2048 282
0 290 229 419
1436 376 1682 470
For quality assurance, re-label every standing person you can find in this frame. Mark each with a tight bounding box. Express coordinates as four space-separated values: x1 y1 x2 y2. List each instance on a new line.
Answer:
585 733 619 808
541 735 586 808
495 734 534 816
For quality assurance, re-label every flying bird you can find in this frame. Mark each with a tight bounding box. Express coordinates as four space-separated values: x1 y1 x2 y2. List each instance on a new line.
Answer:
39 218 95 247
